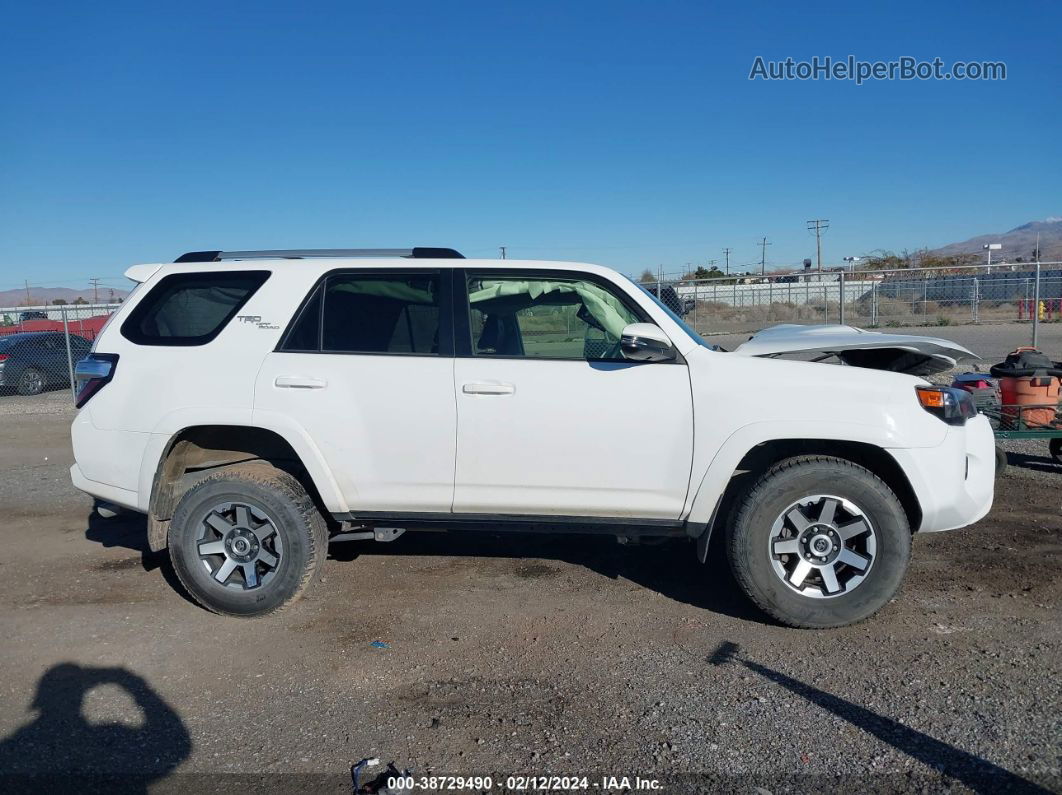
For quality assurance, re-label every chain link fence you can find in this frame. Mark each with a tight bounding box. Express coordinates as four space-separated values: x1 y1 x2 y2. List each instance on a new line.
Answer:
653 262 1062 341
0 303 120 400
3 263 1061 401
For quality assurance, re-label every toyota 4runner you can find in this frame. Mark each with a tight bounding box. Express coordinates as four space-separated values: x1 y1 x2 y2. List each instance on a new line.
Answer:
71 248 994 627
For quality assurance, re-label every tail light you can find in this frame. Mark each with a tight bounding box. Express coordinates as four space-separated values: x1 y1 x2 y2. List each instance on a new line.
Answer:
0 354 8 362
74 353 119 408
915 385 977 426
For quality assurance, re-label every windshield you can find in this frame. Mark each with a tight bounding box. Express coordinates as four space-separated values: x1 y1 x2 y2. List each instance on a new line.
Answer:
625 276 717 350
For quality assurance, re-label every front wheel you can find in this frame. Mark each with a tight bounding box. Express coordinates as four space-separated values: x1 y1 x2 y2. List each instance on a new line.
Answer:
168 461 327 617
726 456 912 629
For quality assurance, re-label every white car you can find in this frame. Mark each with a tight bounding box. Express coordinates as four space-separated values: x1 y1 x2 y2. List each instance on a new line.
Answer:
70 248 994 627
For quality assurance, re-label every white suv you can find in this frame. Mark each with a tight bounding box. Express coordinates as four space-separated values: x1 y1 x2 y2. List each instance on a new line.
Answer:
71 248 994 627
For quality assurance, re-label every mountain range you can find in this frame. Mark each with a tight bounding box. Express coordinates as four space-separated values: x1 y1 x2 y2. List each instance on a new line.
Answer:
0 285 130 308
924 217 1062 263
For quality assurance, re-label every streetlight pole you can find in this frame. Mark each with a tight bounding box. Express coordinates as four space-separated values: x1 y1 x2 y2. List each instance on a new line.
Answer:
983 243 1001 273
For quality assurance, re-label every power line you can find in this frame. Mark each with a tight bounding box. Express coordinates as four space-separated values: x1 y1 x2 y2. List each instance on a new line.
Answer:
758 237 771 275
722 247 732 275
89 277 101 304
806 219 830 272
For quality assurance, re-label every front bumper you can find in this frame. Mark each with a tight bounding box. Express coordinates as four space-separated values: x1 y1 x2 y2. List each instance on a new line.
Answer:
887 414 995 533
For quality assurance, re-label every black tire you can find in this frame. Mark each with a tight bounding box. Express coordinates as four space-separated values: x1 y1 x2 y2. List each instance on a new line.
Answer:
16 367 46 396
168 461 327 617
726 455 912 629
994 445 1009 476
1050 438 1062 465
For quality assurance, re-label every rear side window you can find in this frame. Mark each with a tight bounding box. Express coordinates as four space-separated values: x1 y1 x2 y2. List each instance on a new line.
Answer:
281 273 441 355
121 271 270 346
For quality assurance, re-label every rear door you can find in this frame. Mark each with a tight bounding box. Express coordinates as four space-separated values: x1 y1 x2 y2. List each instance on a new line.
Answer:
452 269 695 518
254 269 457 513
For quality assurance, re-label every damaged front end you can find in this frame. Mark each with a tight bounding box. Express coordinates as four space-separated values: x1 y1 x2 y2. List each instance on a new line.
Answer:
729 324 978 376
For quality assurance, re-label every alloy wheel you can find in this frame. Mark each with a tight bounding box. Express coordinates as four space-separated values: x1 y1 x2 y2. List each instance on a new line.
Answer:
768 494 876 598
196 502 284 590
18 369 44 394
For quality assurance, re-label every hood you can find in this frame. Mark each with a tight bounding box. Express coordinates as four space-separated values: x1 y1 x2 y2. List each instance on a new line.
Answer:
729 324 978 376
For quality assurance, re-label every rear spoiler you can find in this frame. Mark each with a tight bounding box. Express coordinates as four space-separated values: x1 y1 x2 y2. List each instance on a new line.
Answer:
124 263 164 283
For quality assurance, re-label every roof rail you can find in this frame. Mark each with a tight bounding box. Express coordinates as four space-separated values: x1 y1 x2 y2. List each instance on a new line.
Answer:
173 247 464 263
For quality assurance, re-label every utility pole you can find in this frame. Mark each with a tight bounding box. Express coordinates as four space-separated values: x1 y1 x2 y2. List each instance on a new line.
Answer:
723 247 732 275
24 280 31 306
1032 232 1041 348
806 219 830 272
89 277 101 304
758 237 771 275
499 246 507 260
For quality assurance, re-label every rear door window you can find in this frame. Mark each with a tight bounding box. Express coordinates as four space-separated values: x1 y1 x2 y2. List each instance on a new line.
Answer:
281 273 443 355
121 271 270 346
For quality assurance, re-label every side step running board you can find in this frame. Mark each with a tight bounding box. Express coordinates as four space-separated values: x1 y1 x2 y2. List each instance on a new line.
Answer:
329 526 406 544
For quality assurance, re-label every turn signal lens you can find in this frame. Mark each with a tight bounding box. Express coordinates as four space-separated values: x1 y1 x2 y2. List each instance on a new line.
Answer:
916 389 946 409
915 386 977 426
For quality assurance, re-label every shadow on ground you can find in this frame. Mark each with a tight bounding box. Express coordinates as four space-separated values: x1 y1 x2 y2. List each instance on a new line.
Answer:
331 528 767 624
83 511 198 607
0 663 191 792
707 641 1053 794
82 508 766 624
1005 450 1062 475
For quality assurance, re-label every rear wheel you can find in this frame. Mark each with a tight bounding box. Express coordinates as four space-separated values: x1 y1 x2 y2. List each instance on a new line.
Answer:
168 462 327 617
16 367 46 396
994 445 1009 476
726 456 911 629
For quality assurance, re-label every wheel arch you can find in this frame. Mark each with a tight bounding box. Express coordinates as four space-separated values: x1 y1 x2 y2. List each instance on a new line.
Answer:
143 424 342 552
688 434 923 561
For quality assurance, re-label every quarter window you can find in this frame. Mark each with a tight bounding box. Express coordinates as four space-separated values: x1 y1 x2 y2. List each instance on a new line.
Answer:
121 271 270 346
465 275 641 360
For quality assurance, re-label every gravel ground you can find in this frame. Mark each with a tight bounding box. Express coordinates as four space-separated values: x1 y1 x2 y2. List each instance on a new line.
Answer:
0 388 75 416
0 374 1059 793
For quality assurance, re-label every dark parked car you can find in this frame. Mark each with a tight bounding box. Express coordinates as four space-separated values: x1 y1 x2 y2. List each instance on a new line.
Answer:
643 284 690 316
0 332 91 395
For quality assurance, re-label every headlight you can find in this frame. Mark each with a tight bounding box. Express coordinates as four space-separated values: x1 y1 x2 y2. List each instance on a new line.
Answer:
915 386 978 426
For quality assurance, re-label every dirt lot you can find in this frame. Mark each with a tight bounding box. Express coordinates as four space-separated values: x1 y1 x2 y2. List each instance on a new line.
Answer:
0 396 1059 792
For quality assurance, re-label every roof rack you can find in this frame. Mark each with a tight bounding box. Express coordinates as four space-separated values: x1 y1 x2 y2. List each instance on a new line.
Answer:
174 247 464 263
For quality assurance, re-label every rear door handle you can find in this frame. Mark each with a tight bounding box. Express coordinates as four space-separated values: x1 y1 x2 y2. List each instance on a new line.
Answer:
274 376 327 390
462 382 515 396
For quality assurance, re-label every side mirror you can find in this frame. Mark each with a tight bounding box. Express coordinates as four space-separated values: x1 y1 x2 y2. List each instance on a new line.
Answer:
620 323 676 362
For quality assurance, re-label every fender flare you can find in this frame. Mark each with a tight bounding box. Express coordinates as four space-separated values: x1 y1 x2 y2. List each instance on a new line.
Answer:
684 419 909 546
136 408 349 516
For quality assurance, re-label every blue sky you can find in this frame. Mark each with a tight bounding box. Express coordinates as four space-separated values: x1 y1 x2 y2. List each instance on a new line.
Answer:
1 0 1059 288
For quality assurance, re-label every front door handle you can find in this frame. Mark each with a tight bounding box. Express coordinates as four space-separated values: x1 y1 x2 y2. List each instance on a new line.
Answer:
462 382 516 396
275 376 327 390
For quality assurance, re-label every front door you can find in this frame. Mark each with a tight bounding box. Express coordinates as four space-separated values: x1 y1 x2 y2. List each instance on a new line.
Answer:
452 271 694 518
